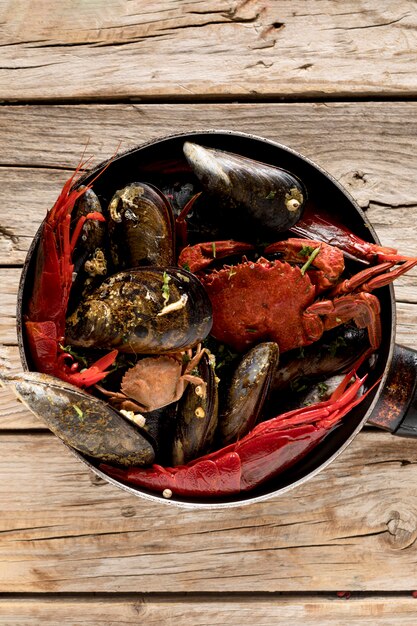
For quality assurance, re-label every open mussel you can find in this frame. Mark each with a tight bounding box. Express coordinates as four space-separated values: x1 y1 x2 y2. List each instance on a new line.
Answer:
183 142 307 235
219 342 279 445
108 182 175 269
172 351 219 465
65 267 212 353
1 372 155 467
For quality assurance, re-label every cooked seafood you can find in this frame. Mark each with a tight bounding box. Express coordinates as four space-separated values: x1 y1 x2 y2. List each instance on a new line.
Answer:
219 342 279 445
172 351 219 465
183 142 307 233
65 267 213 353
2 371 154 467
18 141 417 499
108 182 175 269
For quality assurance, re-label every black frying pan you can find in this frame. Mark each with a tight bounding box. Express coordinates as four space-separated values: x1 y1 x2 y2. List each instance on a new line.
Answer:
15 130 417 508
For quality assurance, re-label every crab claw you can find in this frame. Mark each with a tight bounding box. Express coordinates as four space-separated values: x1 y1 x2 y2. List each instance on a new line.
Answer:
264 238 345 291
329 259 417 297
178 240 255 272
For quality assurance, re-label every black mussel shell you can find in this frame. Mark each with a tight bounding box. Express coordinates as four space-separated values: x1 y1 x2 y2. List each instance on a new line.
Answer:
108 182 175 269
2 372 155 467
71 186 107 275
69 187 108 311
218 342 279 445
270 324 369 394
143 403 178 465
183 142 307 235
172 351 219 466
65 267 213 354
264 324 370 418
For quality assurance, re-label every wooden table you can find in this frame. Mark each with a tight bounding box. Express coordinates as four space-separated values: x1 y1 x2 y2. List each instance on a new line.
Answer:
1 1 417 623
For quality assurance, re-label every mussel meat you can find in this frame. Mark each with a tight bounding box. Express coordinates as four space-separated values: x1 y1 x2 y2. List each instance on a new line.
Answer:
183 142 307 234
66 267 213 353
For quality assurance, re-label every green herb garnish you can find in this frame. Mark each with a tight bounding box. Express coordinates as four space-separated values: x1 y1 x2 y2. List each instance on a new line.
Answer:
182 262 191 272
59 344 89 368
212 242 216 258
265 190 276 200
317 382 329 398
290 379 308 393
300 246 321 275
297 245 315 258
162 271 171 305
328 336 347 357
73 405 84 420
213 343 238 372
245 328 257 333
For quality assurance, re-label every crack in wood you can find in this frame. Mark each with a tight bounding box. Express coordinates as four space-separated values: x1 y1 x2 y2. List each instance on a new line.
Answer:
366 458 414 466
0 225 18 245
327 14 410 31
0 63 59 71
334 529 388 541
244 59 274 69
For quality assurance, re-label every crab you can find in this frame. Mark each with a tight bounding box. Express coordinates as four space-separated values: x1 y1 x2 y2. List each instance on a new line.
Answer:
180 238 417 354
96 344 207 413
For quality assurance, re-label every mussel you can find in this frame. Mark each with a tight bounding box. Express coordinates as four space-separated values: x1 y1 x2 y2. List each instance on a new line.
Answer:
183 142 307 234
219 342 279 445
71 186 107 276
66 267 213 353
270 324 370 394
172 351 219 465
264 324 370 417
69 186 108 308
1 372 155 466
108 182 175 269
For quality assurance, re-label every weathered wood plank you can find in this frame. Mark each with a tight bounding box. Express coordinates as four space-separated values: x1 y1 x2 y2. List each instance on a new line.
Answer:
0 431 416 592
0 103 417 264
1 595 417 625
0 1 416 100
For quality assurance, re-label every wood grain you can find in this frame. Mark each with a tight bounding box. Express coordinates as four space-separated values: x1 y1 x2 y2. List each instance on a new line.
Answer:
1 102 417 264
0 431 416 592
0 1 416 100
1 595 417 625
1 0 417 611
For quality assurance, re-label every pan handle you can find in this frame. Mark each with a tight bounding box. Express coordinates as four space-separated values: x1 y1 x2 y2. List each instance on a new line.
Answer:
367 344 417 437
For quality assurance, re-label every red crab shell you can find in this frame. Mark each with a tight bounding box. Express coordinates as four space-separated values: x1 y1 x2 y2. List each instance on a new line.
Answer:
201 257 323 353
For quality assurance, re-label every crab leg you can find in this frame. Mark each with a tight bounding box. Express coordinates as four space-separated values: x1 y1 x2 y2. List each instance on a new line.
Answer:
307 293 382 350
264 238 345 290
175 192 202 249
330 259 417 297
178 240 255 272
